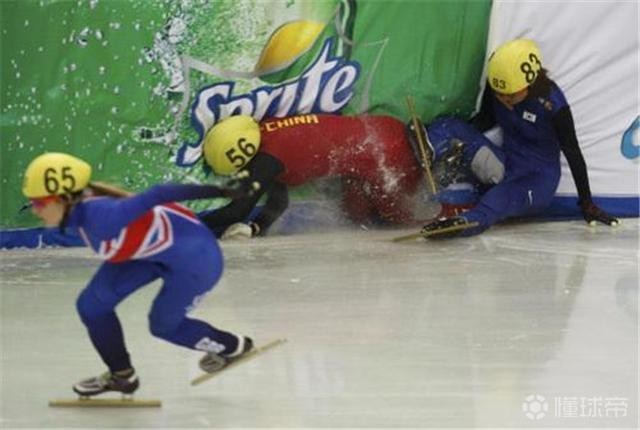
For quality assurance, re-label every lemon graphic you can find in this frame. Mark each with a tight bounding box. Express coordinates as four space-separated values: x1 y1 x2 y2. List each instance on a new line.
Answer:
255 20 325 80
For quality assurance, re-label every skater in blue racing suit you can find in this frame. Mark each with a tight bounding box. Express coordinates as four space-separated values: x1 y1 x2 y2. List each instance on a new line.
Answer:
420 39 618 238
22 152 255 397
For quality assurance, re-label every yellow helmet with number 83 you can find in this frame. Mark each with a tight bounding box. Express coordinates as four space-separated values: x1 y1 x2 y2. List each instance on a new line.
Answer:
22 152 92 198
203 115 261 176
487 39 543 95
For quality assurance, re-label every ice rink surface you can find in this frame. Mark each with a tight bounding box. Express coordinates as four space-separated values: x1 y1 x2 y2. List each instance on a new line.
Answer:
0 220 638 429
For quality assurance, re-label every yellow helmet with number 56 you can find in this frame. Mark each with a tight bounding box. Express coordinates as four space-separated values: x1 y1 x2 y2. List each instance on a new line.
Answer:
22 152 92 198
487 39 543 95
203 115 261 176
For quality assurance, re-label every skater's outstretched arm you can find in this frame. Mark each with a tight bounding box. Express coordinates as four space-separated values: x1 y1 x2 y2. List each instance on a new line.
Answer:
199 152 285 232
79 182 255 240
553 106 618 226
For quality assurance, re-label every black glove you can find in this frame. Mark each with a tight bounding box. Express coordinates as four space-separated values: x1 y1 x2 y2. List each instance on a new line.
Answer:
579 199 619 226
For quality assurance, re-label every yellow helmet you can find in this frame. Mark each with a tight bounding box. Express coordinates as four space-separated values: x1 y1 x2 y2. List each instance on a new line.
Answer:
203 115 261 176
487 39 543 94
22 152 92 198
255 20 325 74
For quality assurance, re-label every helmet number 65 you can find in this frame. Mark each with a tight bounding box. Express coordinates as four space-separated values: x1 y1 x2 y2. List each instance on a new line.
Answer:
44 166 76 194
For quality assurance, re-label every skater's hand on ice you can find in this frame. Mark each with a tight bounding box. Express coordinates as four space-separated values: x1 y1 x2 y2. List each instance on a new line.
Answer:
580 199 619 226
221 222 254 240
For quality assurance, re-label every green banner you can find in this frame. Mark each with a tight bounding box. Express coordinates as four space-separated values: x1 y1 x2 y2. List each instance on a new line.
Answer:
1 0 490 229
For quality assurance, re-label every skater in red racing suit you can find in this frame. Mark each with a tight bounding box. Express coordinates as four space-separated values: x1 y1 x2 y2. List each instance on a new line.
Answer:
199 114 424 238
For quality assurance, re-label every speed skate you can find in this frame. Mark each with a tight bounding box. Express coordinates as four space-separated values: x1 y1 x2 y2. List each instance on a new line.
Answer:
191 338 287 386
49 396 161 408
392 221 479 242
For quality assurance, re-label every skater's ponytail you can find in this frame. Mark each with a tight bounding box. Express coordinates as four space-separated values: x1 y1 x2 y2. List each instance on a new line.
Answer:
87 181 133 198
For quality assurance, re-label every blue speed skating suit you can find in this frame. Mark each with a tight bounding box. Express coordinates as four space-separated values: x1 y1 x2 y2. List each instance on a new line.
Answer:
427 82 576 235
66 183 240 372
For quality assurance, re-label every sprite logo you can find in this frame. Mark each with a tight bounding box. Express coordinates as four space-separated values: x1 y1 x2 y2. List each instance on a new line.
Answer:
176 38 360 166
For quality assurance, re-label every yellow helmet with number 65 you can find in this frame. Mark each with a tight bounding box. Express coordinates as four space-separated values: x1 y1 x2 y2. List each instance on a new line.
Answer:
22 152 92 198
487 39 543 95
203 115 261 176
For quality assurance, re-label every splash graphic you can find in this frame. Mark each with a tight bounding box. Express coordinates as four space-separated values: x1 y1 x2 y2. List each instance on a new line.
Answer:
620 116 639 160
139 0 394 170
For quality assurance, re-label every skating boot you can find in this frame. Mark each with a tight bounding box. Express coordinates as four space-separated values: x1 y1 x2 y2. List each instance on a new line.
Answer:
433 138 469 188
406 121 435 165
199 336 254 373
73 369 139 397
420 216 474 239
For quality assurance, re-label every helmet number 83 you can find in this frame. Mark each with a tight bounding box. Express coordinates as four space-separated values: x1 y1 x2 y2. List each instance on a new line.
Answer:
225 138 257 168
44 166 76 194
520 53 542 84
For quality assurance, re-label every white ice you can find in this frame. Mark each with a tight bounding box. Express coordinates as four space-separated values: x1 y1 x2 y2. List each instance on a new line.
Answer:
0 220 638 428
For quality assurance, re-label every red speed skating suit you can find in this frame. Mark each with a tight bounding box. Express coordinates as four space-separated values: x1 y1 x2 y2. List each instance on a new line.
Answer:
199 113 423 234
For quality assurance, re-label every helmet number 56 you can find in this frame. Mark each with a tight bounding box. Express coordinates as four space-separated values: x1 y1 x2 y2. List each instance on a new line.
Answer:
44 166 76 194
225 138 257 168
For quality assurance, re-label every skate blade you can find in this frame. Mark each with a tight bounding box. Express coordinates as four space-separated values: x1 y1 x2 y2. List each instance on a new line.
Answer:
392 221 479 242
49 397 161 408
191 338 287 386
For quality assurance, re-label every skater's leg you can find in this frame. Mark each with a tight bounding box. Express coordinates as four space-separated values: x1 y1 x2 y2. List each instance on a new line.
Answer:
461 169 559 235
427 117 505 186
74 261 159 396
76 261 159 372
147 282 242 354
147 252 246 357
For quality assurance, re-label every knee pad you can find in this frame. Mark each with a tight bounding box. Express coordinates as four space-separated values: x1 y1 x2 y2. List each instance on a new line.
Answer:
471 146 505 184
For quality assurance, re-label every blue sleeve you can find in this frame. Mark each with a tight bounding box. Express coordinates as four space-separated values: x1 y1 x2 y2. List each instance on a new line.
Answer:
78 183 226 240
549 83 569 114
